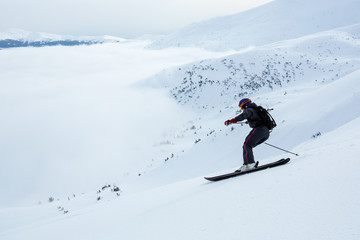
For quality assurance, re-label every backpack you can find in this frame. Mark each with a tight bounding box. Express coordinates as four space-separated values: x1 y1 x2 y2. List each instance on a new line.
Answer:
249 106 277 131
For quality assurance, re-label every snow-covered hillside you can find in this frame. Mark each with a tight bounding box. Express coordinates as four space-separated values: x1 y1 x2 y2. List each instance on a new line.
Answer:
148 24 360 106
150 0 360 51
1 0 360 239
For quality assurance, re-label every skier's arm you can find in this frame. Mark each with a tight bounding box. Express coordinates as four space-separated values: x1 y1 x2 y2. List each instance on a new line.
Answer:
224 119 237 126
234 109 253 122
224 109 253 126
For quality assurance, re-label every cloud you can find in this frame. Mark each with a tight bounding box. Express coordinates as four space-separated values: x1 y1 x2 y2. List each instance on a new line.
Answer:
0 41 229 206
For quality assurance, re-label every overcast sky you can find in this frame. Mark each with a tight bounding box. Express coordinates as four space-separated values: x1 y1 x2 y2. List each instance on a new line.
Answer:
0 0 271 38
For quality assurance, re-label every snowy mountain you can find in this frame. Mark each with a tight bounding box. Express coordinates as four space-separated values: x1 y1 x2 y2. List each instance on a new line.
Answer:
1 0 360 239
149 0 360 51
0 29 126 49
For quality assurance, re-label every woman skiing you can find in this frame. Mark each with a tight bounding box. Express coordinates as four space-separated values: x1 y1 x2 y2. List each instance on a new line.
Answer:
224 98 270 172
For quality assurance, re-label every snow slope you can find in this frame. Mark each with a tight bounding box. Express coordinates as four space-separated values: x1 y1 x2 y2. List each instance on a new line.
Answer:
150 0 360 51
1 66 360 240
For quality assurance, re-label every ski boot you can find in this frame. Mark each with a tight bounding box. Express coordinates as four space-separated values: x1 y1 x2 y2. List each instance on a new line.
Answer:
235 161 259 172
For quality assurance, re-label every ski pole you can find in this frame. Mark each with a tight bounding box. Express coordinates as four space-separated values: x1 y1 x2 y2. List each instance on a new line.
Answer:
264 143 299 156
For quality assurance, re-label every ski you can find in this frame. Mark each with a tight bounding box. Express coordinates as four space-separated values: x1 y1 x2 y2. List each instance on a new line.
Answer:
204 158 290 181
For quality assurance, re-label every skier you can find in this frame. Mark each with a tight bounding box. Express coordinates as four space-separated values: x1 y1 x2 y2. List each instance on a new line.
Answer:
224 98 270 172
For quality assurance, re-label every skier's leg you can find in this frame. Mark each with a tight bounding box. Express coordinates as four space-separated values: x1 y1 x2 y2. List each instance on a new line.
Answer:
243 129 257 164
255 127 270 147
242 127 270 164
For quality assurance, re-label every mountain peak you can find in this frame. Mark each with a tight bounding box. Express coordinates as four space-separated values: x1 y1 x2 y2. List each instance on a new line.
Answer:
149 0 360 51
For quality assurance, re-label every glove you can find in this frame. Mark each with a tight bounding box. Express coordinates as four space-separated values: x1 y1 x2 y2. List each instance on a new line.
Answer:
224 119 237 126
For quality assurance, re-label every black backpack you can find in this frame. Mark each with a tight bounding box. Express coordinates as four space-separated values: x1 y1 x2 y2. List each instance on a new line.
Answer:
249 106 277 131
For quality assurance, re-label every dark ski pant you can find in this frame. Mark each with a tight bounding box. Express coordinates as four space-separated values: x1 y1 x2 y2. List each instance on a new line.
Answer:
243 126 269 165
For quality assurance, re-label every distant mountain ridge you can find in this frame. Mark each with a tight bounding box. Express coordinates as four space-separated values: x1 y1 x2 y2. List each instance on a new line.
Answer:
149 0 360 51
0 39 102 49
0 29 126 49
